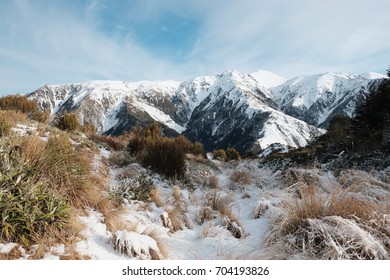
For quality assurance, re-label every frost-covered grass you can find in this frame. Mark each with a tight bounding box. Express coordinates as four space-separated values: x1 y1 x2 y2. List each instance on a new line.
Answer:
263 168 390 259
1 116 389 260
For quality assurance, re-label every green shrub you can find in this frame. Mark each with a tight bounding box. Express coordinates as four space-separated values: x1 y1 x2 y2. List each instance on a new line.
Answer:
0 141 71 246
112 175 155 203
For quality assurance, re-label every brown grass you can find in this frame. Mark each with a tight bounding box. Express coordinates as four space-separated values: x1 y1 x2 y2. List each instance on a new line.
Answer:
20 135 46 163
204 175 219 189
208 191 235 216
0 109 28 125
205 191 243 238
167 208 186 232
230 170 251 190
0 246 22 260
150 188 165 208
264 181 388 259
172 185 182 206
283 185 374 232
143 229 170 259
197 207 214 224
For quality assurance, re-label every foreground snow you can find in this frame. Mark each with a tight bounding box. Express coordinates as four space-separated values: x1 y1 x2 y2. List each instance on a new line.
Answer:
1 145 389 260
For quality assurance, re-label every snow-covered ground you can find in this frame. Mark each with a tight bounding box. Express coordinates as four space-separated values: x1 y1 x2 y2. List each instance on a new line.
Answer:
2 124 389 260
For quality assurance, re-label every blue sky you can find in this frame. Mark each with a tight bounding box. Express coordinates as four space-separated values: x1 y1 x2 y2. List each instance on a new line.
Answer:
1 0 389 94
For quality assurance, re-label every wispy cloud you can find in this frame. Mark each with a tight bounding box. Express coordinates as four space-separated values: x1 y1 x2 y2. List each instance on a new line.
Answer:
187 0 390 77
0 0 389 94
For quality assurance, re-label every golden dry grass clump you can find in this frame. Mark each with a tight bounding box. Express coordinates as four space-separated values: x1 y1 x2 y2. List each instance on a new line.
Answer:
197 191 243 239
264 170 390 260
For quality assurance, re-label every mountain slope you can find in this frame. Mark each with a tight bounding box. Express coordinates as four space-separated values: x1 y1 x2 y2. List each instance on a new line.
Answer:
182 71 322 153
27 69 386 154
28 80 184 135
271 72 383 127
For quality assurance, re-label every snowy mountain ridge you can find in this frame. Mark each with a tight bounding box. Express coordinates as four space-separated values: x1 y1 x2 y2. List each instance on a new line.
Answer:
27 69 385 154
270 71 384 127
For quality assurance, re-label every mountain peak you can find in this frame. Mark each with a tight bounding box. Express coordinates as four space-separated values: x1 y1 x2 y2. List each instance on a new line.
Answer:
250 70 287 88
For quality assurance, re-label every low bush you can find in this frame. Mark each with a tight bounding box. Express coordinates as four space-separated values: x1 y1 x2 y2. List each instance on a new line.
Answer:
30 111 50 124
226 147 240 161
189 141 205 156
212 149 227 161
0 116 11 137
112 175 155 203
142 137 187 178
55 111 81 131
0 95 37 114
126 123 204 178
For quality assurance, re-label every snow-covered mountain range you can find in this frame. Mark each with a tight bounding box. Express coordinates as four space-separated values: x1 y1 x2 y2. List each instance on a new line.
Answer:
27 70 387 154
272 72 385 127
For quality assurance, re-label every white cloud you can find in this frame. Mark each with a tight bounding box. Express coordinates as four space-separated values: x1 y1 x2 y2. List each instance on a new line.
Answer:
0 0 188 93
0 0 389 94
186 0 390 77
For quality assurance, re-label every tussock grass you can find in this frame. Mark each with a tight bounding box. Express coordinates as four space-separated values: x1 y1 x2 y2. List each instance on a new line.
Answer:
150 188 165 208
111 229 165 260
172 185 182 206
197 207 214 224
204 191 243 238
0 137 72 246
230 170 251 190
204 175 219 189
265 180 389 259
0 129 121 257
0 110 27 126
207 191 235 216
166 207 191 232
165 186 192 231
143 229 170 259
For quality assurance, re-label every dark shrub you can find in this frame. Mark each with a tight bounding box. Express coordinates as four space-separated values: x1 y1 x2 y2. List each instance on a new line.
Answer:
142 138 186 178
226 147 241 161
212 149 227 161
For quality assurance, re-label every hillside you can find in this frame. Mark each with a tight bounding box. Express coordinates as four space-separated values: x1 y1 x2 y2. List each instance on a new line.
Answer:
0 110 389 260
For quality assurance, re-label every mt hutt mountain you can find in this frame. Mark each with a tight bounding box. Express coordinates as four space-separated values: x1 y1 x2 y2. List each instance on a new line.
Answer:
27 70 386 155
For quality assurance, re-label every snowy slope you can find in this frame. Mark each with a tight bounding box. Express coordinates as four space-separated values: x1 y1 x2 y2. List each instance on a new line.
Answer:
183 71 322 153
271 72 382 126
29 80 183 134
359 72 387 80
250 70 287 88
